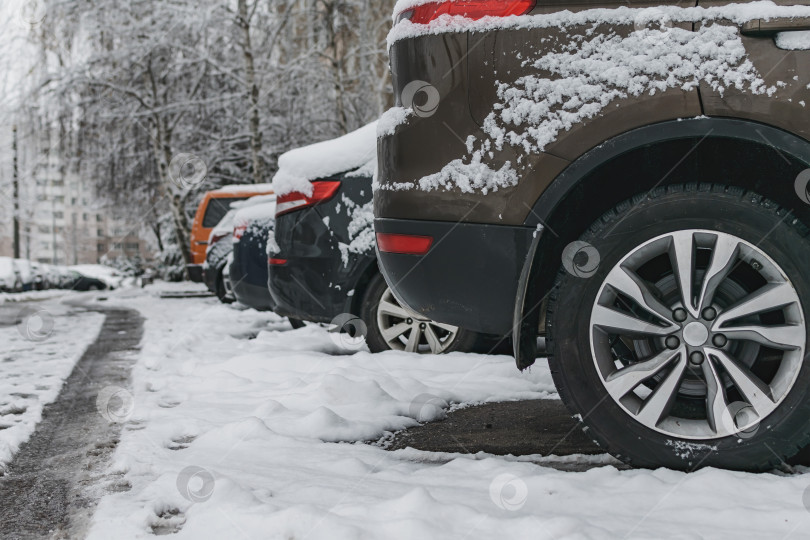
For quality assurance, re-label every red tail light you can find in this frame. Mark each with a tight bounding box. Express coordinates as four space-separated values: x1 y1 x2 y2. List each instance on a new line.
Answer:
376 233 433 255
209 232 229 245
233 223 247 242
402 0 535 25
275 181 341 217
268 258 288 266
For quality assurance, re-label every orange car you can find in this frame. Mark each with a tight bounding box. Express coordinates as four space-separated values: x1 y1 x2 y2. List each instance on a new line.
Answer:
187 184 274 282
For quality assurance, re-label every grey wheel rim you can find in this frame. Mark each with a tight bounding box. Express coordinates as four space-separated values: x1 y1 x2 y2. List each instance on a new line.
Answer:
377 287 459 354
590 229 805 440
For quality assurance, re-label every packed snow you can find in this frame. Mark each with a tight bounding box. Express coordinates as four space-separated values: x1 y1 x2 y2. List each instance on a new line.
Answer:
272 122 379 196
776 30 810 50
0 296 104 469
68 284 810 539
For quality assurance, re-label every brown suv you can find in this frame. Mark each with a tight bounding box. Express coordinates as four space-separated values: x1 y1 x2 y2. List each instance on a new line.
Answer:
374 0 810 470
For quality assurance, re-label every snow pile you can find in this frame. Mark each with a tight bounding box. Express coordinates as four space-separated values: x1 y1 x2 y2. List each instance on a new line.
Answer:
0 299 104 468
273 122 379 196
337 195 375 265
776 30 810 50
482 24 772 155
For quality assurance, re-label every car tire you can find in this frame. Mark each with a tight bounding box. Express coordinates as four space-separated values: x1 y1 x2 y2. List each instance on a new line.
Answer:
361 272 486 354
215 270 234 304
546 184 810 471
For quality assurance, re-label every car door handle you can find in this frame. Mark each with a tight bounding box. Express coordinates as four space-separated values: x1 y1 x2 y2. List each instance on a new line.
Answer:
196 241 208 246
741 17 810 36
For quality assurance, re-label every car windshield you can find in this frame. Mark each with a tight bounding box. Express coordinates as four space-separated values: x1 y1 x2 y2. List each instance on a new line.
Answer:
203 197 248 228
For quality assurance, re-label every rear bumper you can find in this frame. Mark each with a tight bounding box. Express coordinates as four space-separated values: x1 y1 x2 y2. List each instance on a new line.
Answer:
232 280 274 311
374 218 535 335
231 254 275 312
267 259 347 324
187 264 204 283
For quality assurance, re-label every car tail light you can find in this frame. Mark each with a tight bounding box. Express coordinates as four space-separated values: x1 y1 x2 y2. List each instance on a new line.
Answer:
209 232 229 245
233 223 247 242
376 233 434 255
401 0 535 25
268 258 288 266
275 181 341 217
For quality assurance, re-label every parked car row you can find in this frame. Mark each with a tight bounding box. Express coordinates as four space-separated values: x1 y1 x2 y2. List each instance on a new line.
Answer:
195 124 502 354
0 258 118 293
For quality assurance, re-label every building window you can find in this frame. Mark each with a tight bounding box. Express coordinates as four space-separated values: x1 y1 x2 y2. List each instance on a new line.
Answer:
97 229 104 236
54 196 64 203
96 215 102 222
54 211 64 219
125 242 139 250
97 243 106 252
38 225 50 233
82 213 89 221
114 242 122 249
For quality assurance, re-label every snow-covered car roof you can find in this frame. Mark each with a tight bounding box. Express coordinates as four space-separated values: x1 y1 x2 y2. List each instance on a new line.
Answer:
70 264 123 288
272 121 378 196
211 183 275 195
388 1 810 46
14 259 33 280
0 257 17 280
208 194 278 243
233 199 277 226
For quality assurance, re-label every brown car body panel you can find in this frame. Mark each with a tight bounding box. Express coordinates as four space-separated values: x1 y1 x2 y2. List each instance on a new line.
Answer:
377 2 810 226
699 10 810 140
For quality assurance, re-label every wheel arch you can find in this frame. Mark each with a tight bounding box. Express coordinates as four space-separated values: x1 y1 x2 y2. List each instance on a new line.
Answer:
513 117 810 369
344 255 382 317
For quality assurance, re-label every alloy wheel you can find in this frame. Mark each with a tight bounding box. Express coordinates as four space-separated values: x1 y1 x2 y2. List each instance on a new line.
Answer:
376 287 459 354
590 229 805 439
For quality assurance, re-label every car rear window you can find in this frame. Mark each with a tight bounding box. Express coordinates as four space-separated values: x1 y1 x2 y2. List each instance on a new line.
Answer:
202 197 248 228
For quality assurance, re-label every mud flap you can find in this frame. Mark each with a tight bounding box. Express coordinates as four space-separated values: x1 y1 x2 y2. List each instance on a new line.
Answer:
512 229 543 370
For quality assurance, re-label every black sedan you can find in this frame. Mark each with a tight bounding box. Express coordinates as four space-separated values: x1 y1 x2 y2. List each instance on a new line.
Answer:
268 170 492 354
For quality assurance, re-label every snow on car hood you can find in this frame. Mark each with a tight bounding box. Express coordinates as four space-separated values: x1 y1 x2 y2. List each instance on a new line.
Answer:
272 122 378 196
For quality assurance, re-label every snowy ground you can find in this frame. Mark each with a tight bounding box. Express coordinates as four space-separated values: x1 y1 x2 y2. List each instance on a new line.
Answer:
0 293 104 468
6 283 810 538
